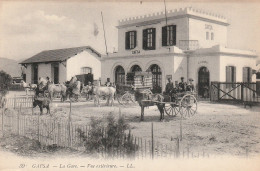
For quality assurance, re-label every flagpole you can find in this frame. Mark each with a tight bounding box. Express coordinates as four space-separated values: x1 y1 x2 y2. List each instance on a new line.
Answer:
164 0 168 26
101 12 108 56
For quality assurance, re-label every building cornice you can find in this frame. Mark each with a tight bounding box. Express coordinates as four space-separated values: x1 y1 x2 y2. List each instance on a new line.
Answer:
101 52 186 61
190 52 257 58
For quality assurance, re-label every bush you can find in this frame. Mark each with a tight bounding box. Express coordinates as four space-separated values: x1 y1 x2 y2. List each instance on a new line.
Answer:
78 113 137 158
0 70 12 96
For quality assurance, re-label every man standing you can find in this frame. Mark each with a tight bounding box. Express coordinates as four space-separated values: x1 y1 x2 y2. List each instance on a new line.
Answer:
178 77 186 92
187 78 195 92
165 78 174 95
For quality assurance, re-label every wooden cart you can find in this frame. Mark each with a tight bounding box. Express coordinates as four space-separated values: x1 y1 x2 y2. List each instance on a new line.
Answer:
117 71 153 106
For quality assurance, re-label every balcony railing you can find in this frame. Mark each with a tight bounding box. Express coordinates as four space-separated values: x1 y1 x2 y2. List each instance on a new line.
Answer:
179 40 199 51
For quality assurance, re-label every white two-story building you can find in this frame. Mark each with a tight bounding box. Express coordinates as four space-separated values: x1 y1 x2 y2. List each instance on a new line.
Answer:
101 7 257 96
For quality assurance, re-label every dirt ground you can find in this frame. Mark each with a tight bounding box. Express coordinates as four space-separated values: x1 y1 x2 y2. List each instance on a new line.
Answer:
3 91 260 158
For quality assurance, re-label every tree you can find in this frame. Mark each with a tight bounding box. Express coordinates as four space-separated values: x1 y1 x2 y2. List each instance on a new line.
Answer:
0 70 12 96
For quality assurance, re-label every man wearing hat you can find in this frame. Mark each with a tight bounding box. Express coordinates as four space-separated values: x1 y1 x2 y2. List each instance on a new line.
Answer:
178 77 186 92
165 78 174 95
187 78 195 92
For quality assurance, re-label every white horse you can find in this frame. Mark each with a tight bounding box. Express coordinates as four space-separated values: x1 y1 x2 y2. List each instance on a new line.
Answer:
48 83 67 102
91 83 116 107
21 80 37 96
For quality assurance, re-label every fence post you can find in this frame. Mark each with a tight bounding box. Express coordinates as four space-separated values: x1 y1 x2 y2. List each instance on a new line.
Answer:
17 104 21 135
14 94 16 109
217 83 220 101
241 83 244 102
37 112 40 142
2 108 4 137
151 122 154 160
180 114 183 141
176 137 180 158
68 100 72 147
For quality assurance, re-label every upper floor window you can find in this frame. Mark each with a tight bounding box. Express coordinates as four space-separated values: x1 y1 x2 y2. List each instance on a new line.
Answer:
211 32 214 40
162 25 176 46
143 28 156 50
81 67 92 74
226 66 236 83
206 32 209 40
243 67 252 82
125 31 137 50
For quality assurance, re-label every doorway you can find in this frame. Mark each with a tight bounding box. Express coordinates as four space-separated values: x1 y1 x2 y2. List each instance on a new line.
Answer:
31 64 38 84
198 67 210 98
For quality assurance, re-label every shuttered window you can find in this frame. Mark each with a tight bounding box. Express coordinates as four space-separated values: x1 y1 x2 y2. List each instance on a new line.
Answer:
143 28 156 50
162 25 176 46
125 31 137 50
243 67 252 82
226 66 236 83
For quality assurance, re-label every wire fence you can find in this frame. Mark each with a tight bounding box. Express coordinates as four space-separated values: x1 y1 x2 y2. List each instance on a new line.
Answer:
1 96 210 159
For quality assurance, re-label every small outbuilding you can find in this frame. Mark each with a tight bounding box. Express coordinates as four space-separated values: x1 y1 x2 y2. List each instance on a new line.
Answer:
20 46 101 84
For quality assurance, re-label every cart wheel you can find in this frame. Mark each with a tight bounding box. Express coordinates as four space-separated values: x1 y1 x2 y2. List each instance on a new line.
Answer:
164 103 180 116
179 94 197 118
119 92 134 107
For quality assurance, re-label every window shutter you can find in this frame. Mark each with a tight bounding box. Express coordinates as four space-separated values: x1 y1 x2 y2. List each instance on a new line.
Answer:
162 26 167 46
125 32 130 50
249 67 252 82
152 28 156 50
226 66 230 82
173 25 176 45
233 67 236 83
243 67 247 82
134 31 137 48
143 29 147 50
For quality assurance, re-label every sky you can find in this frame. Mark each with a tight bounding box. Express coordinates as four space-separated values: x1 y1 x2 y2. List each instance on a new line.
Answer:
0 1 260 61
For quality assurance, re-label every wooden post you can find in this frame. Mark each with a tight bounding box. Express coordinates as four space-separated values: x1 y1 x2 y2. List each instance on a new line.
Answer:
241 83 244 102
151 122 154 160
68 100 72 147
176 137 180 158
14 94 16 109
37 112 40 142
17 104 21 135
180 114 183 141
217 82 220 101
2 108 4 137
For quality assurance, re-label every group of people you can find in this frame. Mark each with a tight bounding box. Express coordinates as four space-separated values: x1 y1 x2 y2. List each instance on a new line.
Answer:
165 77 195 97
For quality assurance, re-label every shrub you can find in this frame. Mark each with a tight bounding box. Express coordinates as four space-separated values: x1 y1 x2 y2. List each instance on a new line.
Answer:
78 113 137 158
0 70 12 96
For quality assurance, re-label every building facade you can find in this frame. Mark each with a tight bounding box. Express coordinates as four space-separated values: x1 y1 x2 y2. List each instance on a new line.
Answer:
21 46 101 84
101 7 257 96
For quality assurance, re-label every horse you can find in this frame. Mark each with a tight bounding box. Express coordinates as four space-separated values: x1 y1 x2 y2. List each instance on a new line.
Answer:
21 80 37 96
65 77 81 101
134 90 171 121
48 83 67 102
85 82 116 106
81 85 93 100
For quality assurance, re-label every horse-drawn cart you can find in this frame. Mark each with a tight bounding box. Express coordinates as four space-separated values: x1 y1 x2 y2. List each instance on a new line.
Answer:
117 72 153 106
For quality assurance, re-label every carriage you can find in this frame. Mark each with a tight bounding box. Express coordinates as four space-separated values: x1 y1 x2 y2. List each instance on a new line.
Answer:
116 71 153 106
117 71 198 119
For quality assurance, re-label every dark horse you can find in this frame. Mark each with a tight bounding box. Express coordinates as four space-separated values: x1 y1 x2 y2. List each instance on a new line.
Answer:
134 90 172 121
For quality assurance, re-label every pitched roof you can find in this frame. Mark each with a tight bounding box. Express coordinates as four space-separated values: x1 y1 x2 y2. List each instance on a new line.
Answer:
20 46 101 64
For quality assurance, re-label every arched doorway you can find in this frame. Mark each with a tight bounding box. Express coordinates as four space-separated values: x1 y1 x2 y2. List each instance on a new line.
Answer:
115 65 125 85
130 65 142 73
198 67 210 98
148 64 162 93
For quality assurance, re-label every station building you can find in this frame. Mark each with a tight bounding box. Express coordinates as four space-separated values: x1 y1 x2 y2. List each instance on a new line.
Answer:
101 7 257 96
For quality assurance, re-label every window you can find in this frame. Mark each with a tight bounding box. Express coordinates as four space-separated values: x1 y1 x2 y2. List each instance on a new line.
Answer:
206 32 209 40
243 67 252 82
125 31 137 49
81 67 92 74
226 66 236 83
143 28 156 50
211 32 214 40
115 66 125 84
162 25 176 46
149 64 162 93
